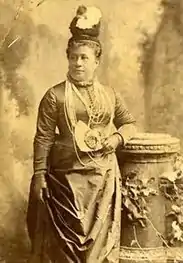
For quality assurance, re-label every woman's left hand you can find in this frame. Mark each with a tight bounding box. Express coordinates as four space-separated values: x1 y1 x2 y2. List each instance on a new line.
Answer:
102 134 122 154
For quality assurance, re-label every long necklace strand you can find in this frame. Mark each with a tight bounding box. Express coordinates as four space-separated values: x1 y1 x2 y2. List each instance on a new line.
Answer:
71 79 115 137
64 84 91 167
64 81 109 167
64 80 114 167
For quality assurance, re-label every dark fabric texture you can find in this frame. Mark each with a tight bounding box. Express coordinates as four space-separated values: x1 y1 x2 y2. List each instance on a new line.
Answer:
27 81 136 263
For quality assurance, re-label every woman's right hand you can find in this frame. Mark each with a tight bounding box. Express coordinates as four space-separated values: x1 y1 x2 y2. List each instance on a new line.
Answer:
32 174 49 201
102 133 123 154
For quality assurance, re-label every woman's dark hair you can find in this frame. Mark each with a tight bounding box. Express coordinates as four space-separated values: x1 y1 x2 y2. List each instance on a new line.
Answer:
66 38 102 60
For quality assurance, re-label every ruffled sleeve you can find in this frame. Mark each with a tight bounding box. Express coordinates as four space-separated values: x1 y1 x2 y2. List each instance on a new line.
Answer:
33 88 58 175
113 89 137 145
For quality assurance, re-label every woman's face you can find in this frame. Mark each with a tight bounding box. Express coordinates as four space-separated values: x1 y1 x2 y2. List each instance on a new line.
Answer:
68 45 99 82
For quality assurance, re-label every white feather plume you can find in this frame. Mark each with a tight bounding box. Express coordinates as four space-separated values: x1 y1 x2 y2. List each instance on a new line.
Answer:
76 6 102 29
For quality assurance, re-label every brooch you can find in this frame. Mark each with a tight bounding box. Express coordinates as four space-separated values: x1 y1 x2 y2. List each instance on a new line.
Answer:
84 129 102 150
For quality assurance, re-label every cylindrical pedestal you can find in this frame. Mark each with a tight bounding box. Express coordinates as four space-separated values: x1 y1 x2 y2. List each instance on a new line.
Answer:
118 133 180 263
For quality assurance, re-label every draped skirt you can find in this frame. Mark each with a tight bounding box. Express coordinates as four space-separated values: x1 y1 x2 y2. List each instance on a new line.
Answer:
27 153 121 263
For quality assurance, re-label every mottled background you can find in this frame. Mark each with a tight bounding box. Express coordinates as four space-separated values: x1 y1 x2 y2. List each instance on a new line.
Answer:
0 0 182 262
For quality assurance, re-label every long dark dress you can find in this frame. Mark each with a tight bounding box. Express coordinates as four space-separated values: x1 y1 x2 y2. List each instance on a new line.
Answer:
27 80 136 263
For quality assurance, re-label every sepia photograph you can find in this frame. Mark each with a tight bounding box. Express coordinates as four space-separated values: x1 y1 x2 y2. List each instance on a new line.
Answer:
0 0 183 262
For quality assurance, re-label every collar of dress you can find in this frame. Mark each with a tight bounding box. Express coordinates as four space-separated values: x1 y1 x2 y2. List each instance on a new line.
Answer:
67 73 94 88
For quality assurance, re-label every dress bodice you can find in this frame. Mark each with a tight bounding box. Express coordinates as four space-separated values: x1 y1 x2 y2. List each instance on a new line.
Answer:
33 80 136 174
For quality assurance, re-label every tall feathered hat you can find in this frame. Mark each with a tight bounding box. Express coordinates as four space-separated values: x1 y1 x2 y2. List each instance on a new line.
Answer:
69 5 102 44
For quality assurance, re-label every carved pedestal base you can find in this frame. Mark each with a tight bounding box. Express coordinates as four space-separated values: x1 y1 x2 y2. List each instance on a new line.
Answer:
118 133 180 263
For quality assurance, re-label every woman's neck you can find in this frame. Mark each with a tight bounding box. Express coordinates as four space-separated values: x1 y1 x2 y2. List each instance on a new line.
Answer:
67 74 94 88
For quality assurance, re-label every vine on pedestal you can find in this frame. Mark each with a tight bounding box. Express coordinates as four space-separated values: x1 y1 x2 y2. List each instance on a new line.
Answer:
159 154 183 245
121 170 157 227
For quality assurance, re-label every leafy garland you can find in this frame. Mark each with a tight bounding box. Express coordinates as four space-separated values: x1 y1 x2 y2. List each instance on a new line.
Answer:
159 154 183 245
121 170 157 227
121 154 183 246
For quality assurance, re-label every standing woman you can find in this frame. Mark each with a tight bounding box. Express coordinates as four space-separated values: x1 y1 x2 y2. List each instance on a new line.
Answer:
27 5 136 263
